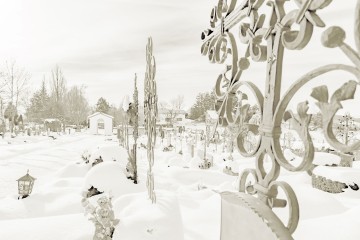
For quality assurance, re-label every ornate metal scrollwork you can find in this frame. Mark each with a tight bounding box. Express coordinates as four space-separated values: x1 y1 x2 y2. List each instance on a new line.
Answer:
202 0 360 236
144 37 158 204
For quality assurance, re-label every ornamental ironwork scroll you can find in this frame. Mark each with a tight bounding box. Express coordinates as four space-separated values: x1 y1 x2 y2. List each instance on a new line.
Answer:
144 37 158 204
201 0 360 236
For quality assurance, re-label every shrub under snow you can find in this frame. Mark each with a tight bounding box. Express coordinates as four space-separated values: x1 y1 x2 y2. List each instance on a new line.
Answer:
83 162 145 198
89 145 128 165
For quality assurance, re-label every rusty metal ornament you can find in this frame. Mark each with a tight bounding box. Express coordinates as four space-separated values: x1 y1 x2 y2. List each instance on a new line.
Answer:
144 37 158 204
202 0 360 237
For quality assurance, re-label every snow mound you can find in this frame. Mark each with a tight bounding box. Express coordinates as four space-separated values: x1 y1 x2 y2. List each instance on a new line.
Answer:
196 148 213 161
313 166 360 185
289 185 348 220
113 191 184 240
353 161 360 169
83 162 144 198
295 206 360 240
90 145 128 163
188 155 204 169
313 152 341 166
55 163 90 178
223 160 240 173
0 213 92 240
167 154 187 167
0 185 84 220
162 167 236 189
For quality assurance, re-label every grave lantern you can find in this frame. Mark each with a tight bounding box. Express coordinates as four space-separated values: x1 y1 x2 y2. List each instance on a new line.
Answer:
17 170 36 199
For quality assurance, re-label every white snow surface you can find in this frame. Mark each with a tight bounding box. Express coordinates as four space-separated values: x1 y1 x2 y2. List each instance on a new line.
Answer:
313 152 341 166
0 132 360 239
83 161 145 198
313 166 360 185
113 191 184 240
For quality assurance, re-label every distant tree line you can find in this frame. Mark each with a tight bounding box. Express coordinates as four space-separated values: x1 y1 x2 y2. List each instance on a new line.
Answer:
25 65 90 129
188 90 216 121
94 97 127 127
0 62 131 131
0 61 30 133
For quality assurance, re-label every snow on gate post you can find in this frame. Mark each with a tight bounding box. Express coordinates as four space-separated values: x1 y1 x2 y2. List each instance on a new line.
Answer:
201 0 360 239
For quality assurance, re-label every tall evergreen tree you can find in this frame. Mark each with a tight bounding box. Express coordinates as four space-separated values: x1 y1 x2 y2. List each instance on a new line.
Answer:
26 80 50 122
95 97 110 114
4 102 17 133
189 90 216 120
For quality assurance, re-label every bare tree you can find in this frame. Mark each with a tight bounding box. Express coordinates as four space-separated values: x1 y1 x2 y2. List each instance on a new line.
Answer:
159 95 184 127
48 65 67 132
65 85 89 128
171 95 184 111
1 61 30 109
51 65 67 103
49 65 67 119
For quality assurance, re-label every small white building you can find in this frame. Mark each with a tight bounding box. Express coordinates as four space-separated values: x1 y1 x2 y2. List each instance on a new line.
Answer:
157 108 187 127
88 112 114 135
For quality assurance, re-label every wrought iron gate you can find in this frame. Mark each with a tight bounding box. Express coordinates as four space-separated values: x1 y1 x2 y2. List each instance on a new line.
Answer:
201 0 360 237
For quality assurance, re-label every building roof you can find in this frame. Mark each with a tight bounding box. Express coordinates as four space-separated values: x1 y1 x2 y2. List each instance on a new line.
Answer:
44 118 60 123
158 108 187 114
87 112 114 119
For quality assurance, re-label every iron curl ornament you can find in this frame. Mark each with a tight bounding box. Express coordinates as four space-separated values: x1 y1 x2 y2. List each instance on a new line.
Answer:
201 0 360 237
144 37 158 204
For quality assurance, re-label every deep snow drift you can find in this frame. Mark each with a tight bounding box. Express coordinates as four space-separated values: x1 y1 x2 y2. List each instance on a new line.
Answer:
0 132 359 240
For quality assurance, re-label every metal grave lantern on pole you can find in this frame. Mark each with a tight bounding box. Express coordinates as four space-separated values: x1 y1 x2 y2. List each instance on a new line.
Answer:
17 170 36 199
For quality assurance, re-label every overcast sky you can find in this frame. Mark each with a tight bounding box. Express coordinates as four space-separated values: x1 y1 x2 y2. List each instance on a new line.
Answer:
0 0 358 114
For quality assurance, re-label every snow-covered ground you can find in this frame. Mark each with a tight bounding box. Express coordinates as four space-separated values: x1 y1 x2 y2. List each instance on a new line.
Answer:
0 132 360 240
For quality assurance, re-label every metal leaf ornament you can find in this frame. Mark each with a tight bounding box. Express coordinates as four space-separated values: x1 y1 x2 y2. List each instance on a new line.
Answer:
311 81 360 153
